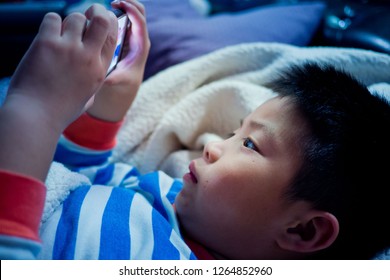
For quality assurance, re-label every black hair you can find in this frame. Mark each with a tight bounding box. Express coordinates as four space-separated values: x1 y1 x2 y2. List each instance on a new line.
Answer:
266 63 390 259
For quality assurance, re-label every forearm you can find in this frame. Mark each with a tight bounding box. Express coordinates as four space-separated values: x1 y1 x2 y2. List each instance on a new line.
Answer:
87 80 140 122
0 95 63 182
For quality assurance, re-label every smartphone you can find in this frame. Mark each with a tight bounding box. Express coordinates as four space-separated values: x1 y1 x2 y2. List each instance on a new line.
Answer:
106 9 130 76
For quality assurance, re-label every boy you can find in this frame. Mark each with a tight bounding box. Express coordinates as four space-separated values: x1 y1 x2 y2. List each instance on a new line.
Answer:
1 1 389 260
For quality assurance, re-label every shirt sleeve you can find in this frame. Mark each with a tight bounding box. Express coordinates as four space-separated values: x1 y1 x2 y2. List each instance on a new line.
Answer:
54 113 123 168
0 169 46 259
63 113 123 151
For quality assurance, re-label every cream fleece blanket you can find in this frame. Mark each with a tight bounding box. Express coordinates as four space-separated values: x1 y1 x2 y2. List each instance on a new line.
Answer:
111 42 390 178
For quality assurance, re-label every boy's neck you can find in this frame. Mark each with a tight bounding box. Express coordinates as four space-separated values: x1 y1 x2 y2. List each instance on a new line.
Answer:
183 235 216 260
174 204 224 260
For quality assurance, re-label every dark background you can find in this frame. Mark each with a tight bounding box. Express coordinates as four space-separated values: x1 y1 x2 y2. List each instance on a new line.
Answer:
0 0 389 78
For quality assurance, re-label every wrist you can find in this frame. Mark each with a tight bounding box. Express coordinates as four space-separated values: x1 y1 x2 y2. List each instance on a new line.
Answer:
87 82 140 122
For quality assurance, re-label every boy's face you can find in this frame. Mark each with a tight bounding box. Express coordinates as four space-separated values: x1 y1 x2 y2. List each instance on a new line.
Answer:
175 96 312 259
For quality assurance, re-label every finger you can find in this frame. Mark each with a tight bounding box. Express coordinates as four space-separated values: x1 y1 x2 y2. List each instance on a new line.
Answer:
61 12 87 40
37 12 62 40
100 11 119 69
111 0 146 17
115 0 148 41
83 4 113 52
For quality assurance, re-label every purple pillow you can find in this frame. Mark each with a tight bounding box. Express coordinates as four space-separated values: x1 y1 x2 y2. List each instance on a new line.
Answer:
143 1 326 79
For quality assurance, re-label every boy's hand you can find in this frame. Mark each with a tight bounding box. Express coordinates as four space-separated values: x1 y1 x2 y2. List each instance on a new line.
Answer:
7 4 118 130
0 5 118 181
87 0 151 122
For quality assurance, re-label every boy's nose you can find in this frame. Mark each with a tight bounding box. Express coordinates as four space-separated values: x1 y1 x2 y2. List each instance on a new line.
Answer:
203 141 222 163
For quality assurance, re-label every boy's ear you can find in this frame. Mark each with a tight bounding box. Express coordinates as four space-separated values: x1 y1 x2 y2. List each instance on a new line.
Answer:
276 211 339 253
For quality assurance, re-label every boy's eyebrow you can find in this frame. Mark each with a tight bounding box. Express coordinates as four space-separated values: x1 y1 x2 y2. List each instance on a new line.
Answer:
241 118 276 139
248 120 274 136
248 119 277 152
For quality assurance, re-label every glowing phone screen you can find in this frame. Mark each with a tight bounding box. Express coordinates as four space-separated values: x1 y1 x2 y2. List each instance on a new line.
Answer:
107 13 128 75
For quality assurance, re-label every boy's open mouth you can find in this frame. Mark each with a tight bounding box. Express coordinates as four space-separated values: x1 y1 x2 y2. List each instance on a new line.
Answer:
189 161 198 184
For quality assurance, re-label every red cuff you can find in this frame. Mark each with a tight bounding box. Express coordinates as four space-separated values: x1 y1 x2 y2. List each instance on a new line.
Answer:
0 170 46 242
64 113 123 151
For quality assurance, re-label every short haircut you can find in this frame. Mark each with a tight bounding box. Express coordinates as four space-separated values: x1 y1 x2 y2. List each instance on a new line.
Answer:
266 63 390 259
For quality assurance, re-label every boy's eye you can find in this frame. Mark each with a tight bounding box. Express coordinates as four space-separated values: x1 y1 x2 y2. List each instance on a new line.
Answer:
243 137 259 152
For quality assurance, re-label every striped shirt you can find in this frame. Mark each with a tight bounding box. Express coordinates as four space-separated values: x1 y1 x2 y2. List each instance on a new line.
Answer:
37 114 197 260
0 113 213 260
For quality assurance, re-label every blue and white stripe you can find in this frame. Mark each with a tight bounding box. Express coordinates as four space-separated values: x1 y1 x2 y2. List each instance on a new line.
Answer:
38 136 192 260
